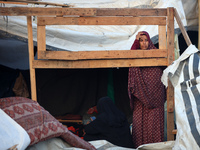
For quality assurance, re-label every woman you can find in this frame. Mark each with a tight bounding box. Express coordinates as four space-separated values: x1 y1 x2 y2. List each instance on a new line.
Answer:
128 31 166 148
84 96 134 148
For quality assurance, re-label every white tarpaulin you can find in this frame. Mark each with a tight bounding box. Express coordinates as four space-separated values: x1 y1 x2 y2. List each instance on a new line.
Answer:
162 44 200 150
0 0 188 51
181 0 198 29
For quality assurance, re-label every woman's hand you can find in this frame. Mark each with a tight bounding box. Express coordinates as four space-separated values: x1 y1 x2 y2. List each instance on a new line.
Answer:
136 31 144 40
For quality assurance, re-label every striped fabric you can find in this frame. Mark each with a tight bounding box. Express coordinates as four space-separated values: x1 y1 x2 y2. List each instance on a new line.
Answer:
161 45 200 150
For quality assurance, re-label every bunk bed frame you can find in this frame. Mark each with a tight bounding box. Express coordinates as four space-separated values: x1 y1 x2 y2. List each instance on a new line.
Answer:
0 6 192 141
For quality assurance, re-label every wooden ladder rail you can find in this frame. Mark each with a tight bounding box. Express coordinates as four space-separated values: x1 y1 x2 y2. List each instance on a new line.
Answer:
170 8 192 136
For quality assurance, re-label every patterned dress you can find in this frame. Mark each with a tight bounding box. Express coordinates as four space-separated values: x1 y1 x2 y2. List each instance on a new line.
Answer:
128 31 166 148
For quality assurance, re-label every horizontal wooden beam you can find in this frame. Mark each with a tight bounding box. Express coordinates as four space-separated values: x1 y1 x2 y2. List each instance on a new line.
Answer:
37 49 167 60
0 7 167 17
38 16 166 25
0 1 70 7
96 8 167 16
0 1 27 5
57 119 82 123
0 7 96 16
32 58 167 69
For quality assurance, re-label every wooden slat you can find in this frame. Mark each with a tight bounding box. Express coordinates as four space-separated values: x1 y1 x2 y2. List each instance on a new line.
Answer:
0 1 28 5
2 1 71 7
57 119 82 123
167 7 175 141
37 25 46 52
0 7 97 16
158 25 166 49
96 8 167 16
0 7 167 17
174 8 192 46
37 16 166 25
167 8 175 65
167 82 175 138
27 16 37 101
172 129 177 134
32 58 168 69
37 49 167 60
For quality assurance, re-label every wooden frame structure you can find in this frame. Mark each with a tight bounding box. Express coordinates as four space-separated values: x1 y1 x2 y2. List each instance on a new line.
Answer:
0 6 192 141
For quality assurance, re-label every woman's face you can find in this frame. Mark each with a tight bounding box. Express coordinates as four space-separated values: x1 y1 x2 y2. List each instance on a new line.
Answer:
139 35 149 50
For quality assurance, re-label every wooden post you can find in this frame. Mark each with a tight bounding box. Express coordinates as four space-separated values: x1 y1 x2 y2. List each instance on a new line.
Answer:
167 7 175 141
174 8 191 47
158 25 166 49
27 16 37 101
37 25 46 52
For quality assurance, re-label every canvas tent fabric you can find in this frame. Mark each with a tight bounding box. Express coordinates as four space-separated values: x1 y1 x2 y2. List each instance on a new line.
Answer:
161 44 200 150
0 0 188 52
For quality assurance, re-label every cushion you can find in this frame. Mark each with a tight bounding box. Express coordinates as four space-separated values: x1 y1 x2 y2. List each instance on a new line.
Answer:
0 97 96 150
0 108 30 150
0 97 67 146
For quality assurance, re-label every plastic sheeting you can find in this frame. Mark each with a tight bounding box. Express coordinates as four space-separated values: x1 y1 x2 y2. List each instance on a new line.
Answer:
162 44 200 150
181 0 198 29
0 39 30 70
0 0 188 51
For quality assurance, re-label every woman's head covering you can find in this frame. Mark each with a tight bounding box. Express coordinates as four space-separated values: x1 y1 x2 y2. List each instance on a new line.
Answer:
128 31 166 109
84 97 134 148
133 31 157 50
97 96 126 127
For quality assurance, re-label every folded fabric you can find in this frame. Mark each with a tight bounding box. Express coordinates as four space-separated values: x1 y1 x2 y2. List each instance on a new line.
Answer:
0 108 30 150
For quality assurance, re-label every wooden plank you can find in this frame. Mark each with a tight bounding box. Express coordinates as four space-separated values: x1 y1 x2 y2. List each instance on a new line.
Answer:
167 7 175 110
172 129 177 135
32 58 168 69
37 25 46 52
27 16 37 101
0 1 28 5
167 7 175 141
37 16 166 25
174 8 192 46
167 82 175 137
2 1 71 7
57 119 82 123
158 25 166 49
0 7 167 17
37 49 167 60
0 7 97 16
96 8 167 16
